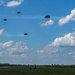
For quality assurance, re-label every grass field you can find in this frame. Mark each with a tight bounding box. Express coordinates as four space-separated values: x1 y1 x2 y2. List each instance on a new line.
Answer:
0 65 75 75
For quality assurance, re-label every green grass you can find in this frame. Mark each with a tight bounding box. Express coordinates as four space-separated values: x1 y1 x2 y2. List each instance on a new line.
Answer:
0 66 75 75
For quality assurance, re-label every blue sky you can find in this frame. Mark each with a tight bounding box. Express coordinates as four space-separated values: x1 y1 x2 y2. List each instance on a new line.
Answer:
0 0 75 65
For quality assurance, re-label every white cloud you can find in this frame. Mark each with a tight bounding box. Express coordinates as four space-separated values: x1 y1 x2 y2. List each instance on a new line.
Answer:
0 40 32 57
41 19 54 27
5 0 24 7
0 29 4 35
51 32 75 47
37 50 44 54
37 45 59 55
37 31 75 55
3 40 14 48
58 8 75 26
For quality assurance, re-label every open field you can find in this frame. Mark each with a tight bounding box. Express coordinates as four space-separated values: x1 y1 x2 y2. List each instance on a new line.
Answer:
0 65 75 75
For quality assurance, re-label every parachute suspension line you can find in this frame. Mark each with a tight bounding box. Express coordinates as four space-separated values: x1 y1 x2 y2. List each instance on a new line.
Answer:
3 18 7 25
24 33 28 40
17 11 21 18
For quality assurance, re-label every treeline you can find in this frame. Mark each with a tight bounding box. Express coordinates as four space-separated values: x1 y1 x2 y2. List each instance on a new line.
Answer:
0 63 75 68
0 63 16 67
41 64 75 68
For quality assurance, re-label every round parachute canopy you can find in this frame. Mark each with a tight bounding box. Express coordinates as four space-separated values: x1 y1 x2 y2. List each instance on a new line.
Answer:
24 33 28 35
4 18 7 21
17 12 21 14
44 15 50 18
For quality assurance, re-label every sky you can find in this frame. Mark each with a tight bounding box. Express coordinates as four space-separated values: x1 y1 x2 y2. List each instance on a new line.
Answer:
0 0 75 65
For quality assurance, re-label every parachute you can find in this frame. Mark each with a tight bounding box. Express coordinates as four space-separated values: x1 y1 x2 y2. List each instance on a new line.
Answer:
3 18 7 25
24 33 28 35
24 33 28 40
17 12 21 14
4 18 7 21
17 12 21 18
44 15 50 18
